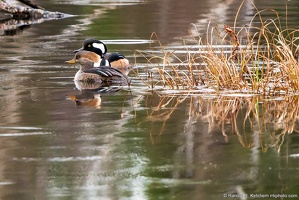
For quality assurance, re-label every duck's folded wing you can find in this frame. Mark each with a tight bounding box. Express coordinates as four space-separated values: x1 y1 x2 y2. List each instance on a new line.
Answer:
84 66 126 78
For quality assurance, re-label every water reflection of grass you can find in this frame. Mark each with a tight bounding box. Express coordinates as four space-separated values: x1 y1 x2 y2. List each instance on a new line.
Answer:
132 1 299 151
139 92 298 152
198 95 299 152
133 2 299 95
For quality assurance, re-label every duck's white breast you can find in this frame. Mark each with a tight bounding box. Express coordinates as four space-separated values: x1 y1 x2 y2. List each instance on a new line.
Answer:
74 70 83 81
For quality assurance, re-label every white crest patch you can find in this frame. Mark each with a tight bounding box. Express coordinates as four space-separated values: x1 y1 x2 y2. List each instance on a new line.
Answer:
92 43 106 54
105 60 110 66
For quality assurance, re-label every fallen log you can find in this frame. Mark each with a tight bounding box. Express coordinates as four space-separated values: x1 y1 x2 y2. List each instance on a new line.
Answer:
17 0 44 9
0 0 71 36
0 0 65 20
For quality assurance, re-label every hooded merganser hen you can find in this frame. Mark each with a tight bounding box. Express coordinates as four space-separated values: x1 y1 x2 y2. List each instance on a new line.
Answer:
73 38 130 69
66 51 129 85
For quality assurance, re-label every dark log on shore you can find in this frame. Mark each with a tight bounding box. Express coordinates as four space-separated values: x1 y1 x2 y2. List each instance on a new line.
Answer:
0 0 72 36
17 0 44 9
0 0 66 20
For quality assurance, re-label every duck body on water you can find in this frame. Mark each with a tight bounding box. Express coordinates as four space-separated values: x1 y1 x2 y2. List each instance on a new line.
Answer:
66 51 129 85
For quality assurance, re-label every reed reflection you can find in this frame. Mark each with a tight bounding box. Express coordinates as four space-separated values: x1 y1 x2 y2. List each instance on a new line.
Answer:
134 92 297 198
139 91 298 152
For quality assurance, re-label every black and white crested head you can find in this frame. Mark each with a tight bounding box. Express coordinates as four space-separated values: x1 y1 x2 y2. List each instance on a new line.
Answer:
107 52 126 63
82 38 108 57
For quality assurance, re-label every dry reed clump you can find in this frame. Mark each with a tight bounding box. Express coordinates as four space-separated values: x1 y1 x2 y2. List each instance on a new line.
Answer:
131 1 299 151
133 1 299 95
257 27 299 95
133 32 204 90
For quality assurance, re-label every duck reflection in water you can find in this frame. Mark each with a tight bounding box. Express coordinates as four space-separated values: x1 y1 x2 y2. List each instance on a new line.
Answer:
66 90 102 108
66 82 122 108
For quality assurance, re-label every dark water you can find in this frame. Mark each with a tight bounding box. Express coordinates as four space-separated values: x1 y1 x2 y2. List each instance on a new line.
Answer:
1 0 299 199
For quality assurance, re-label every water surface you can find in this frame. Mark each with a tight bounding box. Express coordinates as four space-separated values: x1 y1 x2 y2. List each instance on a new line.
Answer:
0 0 299 199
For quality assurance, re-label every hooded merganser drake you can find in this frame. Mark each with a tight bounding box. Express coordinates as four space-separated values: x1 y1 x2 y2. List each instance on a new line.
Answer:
65 51 129 85
73 38 130 69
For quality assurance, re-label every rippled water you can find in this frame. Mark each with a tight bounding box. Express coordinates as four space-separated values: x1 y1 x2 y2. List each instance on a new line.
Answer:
1 0 299 199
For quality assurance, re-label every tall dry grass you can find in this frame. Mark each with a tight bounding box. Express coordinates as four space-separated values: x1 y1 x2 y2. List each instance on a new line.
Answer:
131 0 299 151
133 0 299 95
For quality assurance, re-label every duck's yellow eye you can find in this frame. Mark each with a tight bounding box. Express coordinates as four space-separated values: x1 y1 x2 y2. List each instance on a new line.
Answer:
88 44 91 48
